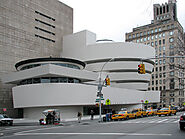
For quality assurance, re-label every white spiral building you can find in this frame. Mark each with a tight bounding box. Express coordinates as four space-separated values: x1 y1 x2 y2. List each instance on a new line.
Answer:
2 30 160 120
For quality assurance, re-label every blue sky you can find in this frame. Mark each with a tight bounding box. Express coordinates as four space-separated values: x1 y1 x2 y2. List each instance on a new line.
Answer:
60 0 185 42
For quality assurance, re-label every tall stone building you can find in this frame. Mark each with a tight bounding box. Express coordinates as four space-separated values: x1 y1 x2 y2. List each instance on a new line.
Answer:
0 0 73 117
125 0 185 107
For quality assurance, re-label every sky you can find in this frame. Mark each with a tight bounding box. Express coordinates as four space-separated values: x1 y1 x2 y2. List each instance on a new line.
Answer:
59 0 185 42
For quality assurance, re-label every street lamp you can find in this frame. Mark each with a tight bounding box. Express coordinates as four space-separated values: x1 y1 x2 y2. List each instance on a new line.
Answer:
97 58 114 122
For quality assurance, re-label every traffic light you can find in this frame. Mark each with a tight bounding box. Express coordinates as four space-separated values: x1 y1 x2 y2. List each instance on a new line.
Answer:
96 103 99 107
105 76 110 86
138 64 146 74
95 103 103 107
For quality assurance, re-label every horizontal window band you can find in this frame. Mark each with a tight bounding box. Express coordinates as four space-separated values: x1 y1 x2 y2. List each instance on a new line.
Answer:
85 58 154 65
35 11 55 21
112 80 149 83
35 19 55 28
35 34 55 42
35 26 55 35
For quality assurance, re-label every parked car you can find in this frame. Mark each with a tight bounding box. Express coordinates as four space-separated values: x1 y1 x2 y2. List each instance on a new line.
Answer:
146 109 157 116
131 109 147 118
112 111 136 121
179 113 185 130
157 107 176 116
0 114 13 126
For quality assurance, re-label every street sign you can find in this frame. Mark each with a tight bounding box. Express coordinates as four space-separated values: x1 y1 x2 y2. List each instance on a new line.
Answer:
95 98 104 102
105 99 111 105
145 100 148 104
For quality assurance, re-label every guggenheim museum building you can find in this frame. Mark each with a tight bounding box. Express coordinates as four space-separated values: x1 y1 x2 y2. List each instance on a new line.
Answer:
2 30 160 120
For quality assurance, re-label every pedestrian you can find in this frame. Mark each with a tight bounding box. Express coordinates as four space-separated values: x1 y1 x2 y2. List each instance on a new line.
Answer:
77 112 82 123
90 110 94 120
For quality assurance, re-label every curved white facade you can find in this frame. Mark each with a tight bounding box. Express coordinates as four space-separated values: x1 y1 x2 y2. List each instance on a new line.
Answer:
2 30 160 120
62 30 155 91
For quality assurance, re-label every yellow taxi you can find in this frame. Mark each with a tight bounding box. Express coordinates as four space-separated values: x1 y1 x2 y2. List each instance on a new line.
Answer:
131 108 148 118
146 109 157 116
112 111 136 121
157 107 176 117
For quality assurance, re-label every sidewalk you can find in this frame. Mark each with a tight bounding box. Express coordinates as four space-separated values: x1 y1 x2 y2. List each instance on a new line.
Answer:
13 115 104 125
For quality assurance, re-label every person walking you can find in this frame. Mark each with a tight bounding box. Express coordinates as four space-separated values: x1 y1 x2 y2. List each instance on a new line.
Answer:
90 110 94 120
77 112 82 123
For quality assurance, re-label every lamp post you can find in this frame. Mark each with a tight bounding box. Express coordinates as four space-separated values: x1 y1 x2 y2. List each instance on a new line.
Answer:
97 58 114 122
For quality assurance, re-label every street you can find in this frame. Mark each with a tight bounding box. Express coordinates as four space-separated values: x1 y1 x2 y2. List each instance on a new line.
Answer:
0 112 185 139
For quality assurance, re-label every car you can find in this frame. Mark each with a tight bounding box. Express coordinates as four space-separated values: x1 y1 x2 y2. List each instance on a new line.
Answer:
157 107 176 117
0 114 13 126
112 111 136 121
131 109 147 118
146 109 158 116
179 113 185 130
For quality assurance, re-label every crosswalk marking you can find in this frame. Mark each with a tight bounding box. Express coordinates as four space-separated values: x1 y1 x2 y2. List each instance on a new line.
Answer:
116 118 179 124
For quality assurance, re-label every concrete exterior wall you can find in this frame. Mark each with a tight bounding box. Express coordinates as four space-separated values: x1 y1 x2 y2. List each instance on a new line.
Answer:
12 83 159 119
0 0 73 117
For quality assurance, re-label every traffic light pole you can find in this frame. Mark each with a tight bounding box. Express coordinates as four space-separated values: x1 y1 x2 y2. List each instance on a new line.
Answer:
97 58 114 122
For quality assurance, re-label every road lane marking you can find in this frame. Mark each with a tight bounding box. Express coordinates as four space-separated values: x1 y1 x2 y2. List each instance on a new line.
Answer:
156 119 168 123
14 132 172 136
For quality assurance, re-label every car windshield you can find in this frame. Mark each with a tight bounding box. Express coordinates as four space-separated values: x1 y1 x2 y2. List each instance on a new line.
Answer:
118 111 126 114
160 108 169 110
0 115 8 118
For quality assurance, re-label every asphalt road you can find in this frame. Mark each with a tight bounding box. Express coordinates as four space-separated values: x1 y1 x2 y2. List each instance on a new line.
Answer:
0 112 185 139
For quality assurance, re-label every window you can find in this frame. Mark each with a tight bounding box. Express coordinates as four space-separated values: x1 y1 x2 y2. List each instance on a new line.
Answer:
151 36 154 40
169 31 174 36
170 58 174 63
159 60 162 65
159 40 161 45
155 28 158 33
128 35 131 39
140 32 143 36
159 28 161 32
144 37 146 42
163 46 165 51
137 33 139 37
137 39 139 43
163 73 166 77
155 41 158 46
163 59 166 64
147 36 150 40
151 42 154 46
169 38 174 43
170 45 174 49
162 33 165 37
163 66 165 71
170 71 174 76
155 35 158 39
151 30 154 34
163 39 165 44
159 34 162 38
133 34 135 38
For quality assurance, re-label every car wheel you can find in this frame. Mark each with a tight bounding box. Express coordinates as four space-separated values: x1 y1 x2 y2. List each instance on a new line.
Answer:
158 115 161 117
8 122 13 126
169 113 171 116
135 116 137 119
174 113 176 115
